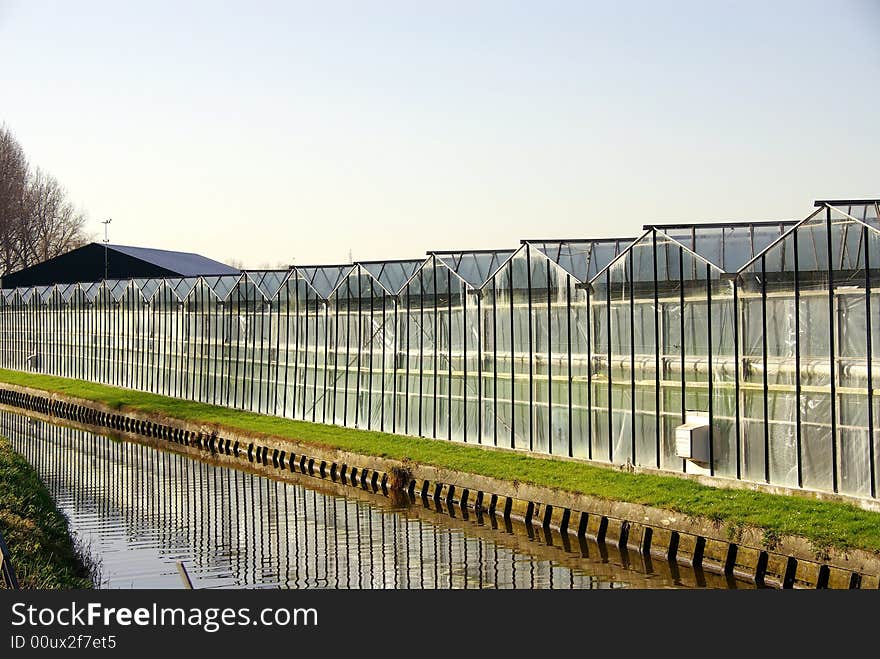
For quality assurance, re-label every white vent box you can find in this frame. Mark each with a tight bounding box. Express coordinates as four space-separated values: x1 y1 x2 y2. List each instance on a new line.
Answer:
675 417 710 463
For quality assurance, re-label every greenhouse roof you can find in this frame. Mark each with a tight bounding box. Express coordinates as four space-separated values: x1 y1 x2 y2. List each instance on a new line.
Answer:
106 280 128 301
524 238 634 283
429 249 517 289
58 283 80 301
5 196 878 306
35 285 53 303
816 199 880 226
735 204 880 276
82 282 104 301
814 198 880 207
643 220 799 273
133 278 163 300
202 274 241 302
295 265 355 299
244 270 289 299
358 259 425 295
167 277 198 301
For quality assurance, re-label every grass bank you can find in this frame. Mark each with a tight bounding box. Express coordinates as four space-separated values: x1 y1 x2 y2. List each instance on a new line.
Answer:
0 432 93 589
0 367 878 555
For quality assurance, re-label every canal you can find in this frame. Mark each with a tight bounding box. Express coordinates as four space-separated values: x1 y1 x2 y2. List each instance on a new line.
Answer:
1 411 754 589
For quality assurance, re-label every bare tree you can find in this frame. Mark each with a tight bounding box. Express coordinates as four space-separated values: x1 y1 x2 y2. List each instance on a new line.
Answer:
0 125 89 275
19 168 88 264
0 125 28 274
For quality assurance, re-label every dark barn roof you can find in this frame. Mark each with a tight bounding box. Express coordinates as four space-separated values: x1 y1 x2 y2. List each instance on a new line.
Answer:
1 242 239 288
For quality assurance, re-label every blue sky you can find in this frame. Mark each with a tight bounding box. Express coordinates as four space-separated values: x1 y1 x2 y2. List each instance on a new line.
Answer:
1 1 877 267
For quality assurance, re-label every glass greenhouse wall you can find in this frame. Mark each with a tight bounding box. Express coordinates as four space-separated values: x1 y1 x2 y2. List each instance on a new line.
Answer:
0 201 877 500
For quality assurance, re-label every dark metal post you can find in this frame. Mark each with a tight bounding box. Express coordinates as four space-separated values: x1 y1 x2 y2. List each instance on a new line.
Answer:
258 292 266 412
293 279 300 418
448 268 453 440
311 291 319 423
629 255 636 464
302 285 310 419
380 287 386 431
706 264 714 476
865 224 876 498
418 272 424 436
493 276 498 447
827 207 838 492
794 231 803 487
547 259 553 453
234 283 241 407
404 281 411 434
433 264 438 438
653 231 661 467
679 248 686 472
391 290 399 434
275 283 282 415
586 283 593 459
566 274 573 457
509 266 515 449
607 269 613 462
355 273 362 427
333 288 340 423
320 295 329 422
733 279 742 480
477 289 483 444
462 281 468 442
526 244 534 452
761 256 770 483
367 275 374 429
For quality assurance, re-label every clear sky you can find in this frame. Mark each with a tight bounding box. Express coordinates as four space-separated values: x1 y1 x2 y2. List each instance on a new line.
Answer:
1 0 878 268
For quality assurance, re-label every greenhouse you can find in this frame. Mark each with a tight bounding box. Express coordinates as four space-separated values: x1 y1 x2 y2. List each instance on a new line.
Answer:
0 199 877 500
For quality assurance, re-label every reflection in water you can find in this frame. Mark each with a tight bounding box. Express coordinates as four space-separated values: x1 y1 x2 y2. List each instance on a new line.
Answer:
2 411 746 589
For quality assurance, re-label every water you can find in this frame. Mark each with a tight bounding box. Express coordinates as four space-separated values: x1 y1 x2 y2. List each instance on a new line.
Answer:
1 411 751 589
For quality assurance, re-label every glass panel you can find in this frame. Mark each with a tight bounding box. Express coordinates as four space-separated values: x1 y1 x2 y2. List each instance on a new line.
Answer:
432 250 516 289
82 282 104 301
246 270 289 299
58 283 78 301
203 274 242 302
832 215 872 496
36 285 54 303
608 255 632 464
166 277 199 301
491 258 514 449
135 278 163 300
662 223 795 272
528 239 631 283
108 280 129 301
360 260 424 295
297 265 353 299
710 278 737 478
570 282 589 459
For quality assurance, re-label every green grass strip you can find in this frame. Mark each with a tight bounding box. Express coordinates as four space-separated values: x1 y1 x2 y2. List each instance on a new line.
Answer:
0 367 878 555
0 431 93 589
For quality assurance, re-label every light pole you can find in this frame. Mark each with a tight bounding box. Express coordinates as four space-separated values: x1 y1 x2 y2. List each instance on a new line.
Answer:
101 219 112 280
